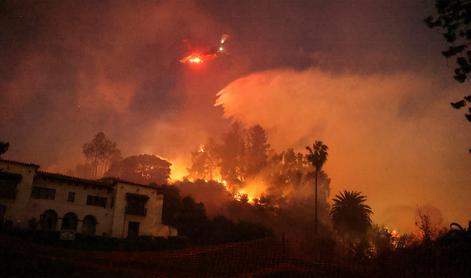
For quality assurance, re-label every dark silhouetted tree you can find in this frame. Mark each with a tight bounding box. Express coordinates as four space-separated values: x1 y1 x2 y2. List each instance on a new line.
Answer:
369 225 395 256
425 0 471 84
306 141 328 235
415 205 444 242
178 196 208 238
0 141 9 157
174 179 234 214
155 184 182 227
82 132 121 177
425 0 471 152
416 210 434 243
106 154 171 185
155 184 269 243
331 191 372 239
153 184 207 238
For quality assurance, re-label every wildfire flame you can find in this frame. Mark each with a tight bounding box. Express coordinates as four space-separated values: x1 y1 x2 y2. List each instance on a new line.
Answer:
170 142 268 204
383 226 403 248
170 169 262 204
210 176 265 204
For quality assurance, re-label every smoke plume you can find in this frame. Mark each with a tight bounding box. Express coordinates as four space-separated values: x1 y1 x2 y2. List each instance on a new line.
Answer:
216 68 471 232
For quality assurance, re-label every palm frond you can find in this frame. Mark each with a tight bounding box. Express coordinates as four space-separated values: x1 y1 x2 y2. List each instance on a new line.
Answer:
330 190 373 236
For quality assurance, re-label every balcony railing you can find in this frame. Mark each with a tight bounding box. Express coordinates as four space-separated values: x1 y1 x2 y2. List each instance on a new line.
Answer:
125 206 147 216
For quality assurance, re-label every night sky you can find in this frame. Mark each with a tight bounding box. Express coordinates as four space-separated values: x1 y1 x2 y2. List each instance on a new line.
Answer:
0 0 470 231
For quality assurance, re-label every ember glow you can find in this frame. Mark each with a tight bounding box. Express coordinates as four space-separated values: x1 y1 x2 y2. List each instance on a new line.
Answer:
235 179 268 203
178 167 263 204
170 142 268 204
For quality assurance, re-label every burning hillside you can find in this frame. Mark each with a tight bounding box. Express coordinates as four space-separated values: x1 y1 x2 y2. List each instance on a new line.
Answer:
66 125 329 210
179 123 330 210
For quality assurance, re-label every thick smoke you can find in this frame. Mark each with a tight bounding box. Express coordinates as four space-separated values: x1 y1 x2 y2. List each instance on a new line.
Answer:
0 0 230 171
216 68 471 232
1 0 470 233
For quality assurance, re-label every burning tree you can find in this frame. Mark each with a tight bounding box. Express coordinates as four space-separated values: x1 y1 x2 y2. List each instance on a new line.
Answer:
187 122 271 194
186 124 331 211
183 124 333 243
187 140 220 181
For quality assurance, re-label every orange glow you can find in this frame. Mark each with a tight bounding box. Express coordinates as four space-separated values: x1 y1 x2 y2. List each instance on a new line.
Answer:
220 178 267 204
237 179 267 203
172 143 267 204
184 169 263 204
391 229 398 237
233 190 257 203
170 160 189 181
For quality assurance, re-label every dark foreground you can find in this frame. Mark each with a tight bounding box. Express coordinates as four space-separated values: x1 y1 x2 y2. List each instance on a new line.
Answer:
1 233 470 277
0 233 361 278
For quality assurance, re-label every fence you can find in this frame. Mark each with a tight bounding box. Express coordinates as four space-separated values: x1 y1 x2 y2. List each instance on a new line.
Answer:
1 232 470 277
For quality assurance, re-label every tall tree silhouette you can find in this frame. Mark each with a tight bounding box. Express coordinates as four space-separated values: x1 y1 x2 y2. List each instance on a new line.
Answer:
82 132 121 178
306 141 328 235
331 191 372 238
245 125 270 176
219 123 246 184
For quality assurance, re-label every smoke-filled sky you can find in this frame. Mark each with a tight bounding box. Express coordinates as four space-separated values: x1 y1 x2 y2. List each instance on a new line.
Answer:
1 0 470 231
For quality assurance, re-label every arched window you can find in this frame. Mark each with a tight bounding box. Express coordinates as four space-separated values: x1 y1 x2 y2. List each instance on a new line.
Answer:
61 212 78 231
82 215 97 235
40 209 58 231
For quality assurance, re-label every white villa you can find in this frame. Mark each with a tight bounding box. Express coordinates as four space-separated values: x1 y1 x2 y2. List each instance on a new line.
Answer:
0 159 177 238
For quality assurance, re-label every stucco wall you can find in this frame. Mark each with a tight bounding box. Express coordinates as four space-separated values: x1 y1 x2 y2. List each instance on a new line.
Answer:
0 161 37 227
111 182 164 238
0 160 173 238
29 177 114 236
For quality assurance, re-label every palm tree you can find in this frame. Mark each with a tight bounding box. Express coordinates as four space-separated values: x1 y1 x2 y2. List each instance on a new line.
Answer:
330 191 372 238
306 141 328 235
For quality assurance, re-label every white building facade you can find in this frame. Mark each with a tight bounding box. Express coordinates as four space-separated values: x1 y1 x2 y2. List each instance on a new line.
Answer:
0 159 176 238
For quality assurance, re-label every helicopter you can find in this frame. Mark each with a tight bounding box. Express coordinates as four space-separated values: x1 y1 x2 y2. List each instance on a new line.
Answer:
179 34 229 64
